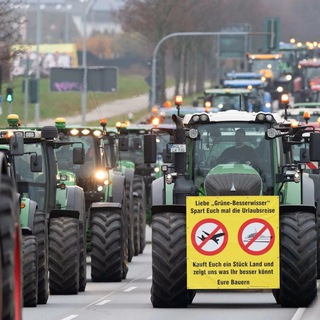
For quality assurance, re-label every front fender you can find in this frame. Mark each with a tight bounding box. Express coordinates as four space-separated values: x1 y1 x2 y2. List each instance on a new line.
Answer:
20 198 37 231
112 173 125 204
65 185 86 222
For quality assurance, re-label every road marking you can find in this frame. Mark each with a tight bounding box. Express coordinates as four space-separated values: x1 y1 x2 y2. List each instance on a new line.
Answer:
95 300 111 306
123 286 137 292
291 308 306 320
61 315 79 320
290 281 319 320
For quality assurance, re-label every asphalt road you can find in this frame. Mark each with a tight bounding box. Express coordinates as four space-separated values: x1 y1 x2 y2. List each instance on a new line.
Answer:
23 226 320 320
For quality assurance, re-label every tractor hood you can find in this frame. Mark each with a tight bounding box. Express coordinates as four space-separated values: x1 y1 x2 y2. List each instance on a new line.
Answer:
204 164 262 196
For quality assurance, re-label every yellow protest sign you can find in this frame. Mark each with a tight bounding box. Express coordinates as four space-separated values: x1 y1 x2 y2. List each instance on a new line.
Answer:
186 196 279 289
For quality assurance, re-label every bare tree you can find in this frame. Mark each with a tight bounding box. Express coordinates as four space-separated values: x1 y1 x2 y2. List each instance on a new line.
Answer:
0 0 26 84
116 0 316 105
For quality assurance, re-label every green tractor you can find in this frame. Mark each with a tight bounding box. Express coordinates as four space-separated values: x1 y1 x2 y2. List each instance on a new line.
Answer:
117 123 160 255
0 117 53 305
1 115 86 297
0 147 23 319
54 118 129 282
144 109 320 308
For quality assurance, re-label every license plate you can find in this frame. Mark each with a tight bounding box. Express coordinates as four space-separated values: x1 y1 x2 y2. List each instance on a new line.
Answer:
170 144 186 153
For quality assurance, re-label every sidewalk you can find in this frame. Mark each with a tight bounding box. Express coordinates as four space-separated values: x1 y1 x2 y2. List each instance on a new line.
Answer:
36 87 176 126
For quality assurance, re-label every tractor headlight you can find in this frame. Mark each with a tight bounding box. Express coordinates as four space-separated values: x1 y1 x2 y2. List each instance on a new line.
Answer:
192 115 200 123
276 86 284 93
95 170 108 181
255 113 275 123
93 130 102 137
199 114 209 122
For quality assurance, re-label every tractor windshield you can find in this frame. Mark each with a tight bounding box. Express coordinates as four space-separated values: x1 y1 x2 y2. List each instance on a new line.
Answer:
192 122 274 195
303 67 320 80
119 133 144 165
212 95 240 111
13 142 47 210
249 59 282 78
55 134 101 191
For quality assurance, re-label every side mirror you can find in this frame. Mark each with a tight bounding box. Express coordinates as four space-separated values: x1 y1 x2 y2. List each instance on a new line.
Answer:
9 132 24 156
73 147 84 165
309 133 320 161
119 136 129 151
162 148 173 163
30 154 42 172
144 134 157 163
299 147 310 163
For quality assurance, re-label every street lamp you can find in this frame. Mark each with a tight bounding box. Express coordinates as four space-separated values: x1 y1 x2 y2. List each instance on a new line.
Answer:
81 0 96 125
35 0 41 126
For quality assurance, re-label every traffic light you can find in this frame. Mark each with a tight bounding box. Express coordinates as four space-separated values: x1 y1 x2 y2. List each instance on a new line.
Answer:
6 87 13 102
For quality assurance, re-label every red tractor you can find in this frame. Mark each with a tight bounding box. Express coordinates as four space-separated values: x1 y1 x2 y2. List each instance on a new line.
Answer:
294 59 320 102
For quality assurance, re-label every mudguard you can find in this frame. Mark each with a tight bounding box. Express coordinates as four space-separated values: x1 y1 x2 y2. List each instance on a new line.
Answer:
49 209 79 220
112 173 125 204
151 176 174 205
0 151 7 175
89 202 122 216
20 198 37 231
280 204 316 215
65 185 86 222
124 167 134 185
285 173 315 205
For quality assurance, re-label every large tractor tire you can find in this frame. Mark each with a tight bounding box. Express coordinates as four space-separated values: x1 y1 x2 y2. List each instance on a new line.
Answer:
49 217 80 294
22 235 38 307
91 210 124 282
65 187 87 292
33 210 49 304
316 205 320 278
133 200 141 256
151 212 195 308
0 242 2 318
78 220 87 292
121 202 129 280
133 175 147 254
1 174 22 320
125 182 134 262
273 212 317 307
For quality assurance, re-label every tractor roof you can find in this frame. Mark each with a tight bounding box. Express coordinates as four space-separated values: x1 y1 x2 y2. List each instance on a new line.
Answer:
183 110 283 125
223 79 265 88
159 106 206 116
0 130 42 141
298 59 320 67
292 102 320 109
247 53 282 60
225 72 262 79
204 88 252 95
119 123 153 133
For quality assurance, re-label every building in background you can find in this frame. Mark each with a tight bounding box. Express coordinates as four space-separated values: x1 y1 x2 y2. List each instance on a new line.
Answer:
16 0 124 45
